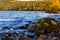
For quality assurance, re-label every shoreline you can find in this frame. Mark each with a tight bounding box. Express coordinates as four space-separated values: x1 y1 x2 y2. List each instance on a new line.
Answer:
0 10 60 15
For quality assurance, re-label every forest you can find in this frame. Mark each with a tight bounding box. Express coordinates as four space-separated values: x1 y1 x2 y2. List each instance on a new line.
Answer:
0 0 60 14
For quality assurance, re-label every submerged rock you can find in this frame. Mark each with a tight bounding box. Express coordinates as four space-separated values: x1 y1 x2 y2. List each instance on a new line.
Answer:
2 26 10 30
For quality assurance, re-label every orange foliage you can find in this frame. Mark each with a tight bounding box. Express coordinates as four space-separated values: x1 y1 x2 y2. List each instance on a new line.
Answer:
52 0 59 6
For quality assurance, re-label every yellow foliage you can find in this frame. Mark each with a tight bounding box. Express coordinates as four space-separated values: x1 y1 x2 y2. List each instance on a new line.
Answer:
52 0 59 6
0 0 60 14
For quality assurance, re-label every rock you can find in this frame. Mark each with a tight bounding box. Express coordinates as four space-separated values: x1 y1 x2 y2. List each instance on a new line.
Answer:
52 37 58 40
2 26 10 30
38 37 45 40
35 18 60 34
51 20 58 25
35 30 41 34
19 32 25 37
2 37 8 40
25 24 30 29
25 24 29 27
3 33 9 37
27 26 35 32
25 37 32 40
2 33 9 40
18 26 25 29
14 26 26 29
18 32 25 40
9 38 14 40
3 33 11 37
18 38 24 40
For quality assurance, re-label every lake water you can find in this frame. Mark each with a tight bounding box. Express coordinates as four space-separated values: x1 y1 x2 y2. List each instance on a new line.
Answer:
0 11 60 40
0 11 60 27
0 11 60 30
0 11 50 28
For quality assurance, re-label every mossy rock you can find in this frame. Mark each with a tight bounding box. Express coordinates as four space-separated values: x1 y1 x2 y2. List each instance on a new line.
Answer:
35 18 60 34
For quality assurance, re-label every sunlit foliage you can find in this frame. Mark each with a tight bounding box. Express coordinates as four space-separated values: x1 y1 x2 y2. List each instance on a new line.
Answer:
0 0 60 14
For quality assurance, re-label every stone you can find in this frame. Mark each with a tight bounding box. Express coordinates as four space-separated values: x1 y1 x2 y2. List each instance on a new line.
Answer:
27 26 35 32
52 37 58 40
19 32 25 37
25 37 32 40
2 37 8 40
51 20 58 25
2 26 10 30
25 32 35 38
38 37 45 40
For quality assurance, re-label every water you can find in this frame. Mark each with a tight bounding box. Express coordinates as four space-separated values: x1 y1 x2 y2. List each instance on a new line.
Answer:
0 11 60 31
0 11 60 40
0 11 50 28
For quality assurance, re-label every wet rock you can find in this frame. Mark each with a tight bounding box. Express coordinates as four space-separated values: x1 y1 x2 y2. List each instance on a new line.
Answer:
3 33 16 40
2 37 8 40
27 26 35 32
18 37 24 40
25 24 30 29
2 26 10 30
35 30 45 35
25 37 32 40
3 33 12 39
19 32 25 37
17 32 25 40
2 33 9 40
25 24 29 27
9 38 14 40
18 26 25 29
38 37 45 40
14 26 27 29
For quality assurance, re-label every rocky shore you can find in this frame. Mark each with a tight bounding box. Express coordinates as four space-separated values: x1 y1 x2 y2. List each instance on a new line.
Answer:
0 11 60 40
